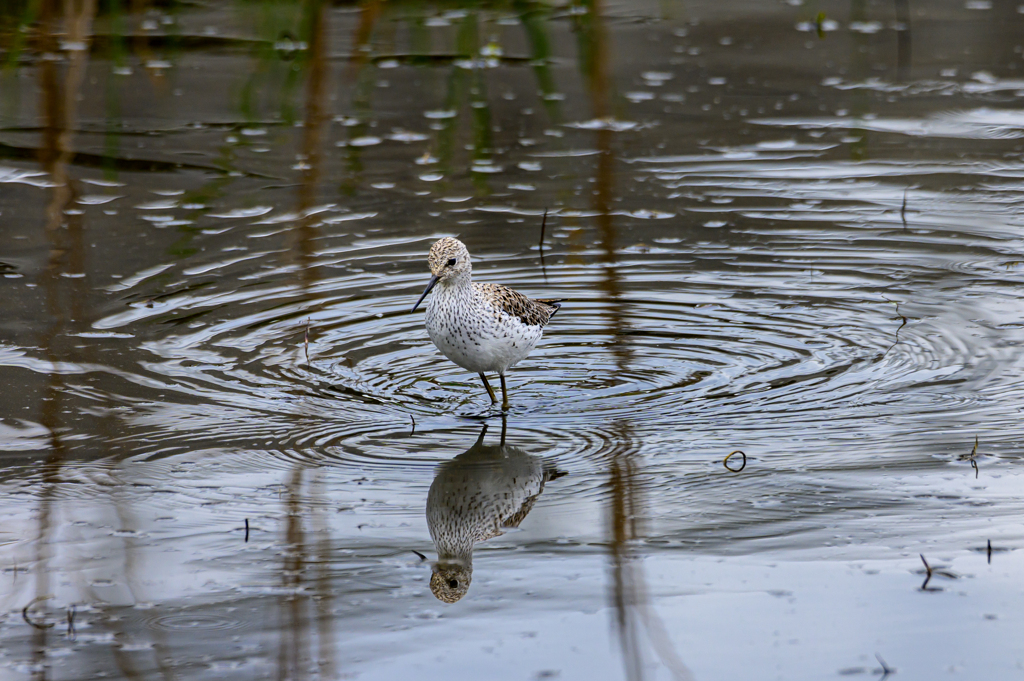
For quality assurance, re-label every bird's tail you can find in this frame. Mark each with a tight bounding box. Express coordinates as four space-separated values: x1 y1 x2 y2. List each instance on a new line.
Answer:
536 298 566 319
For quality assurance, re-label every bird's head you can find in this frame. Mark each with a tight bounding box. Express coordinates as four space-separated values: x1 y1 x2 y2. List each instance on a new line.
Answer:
427 237 472 281
412 237 472 312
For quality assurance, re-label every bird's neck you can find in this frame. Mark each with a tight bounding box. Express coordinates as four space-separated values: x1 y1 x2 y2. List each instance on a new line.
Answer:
435 272 473 298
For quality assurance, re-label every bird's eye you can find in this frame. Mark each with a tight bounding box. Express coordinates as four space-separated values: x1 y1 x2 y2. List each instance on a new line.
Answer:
446 257 457 267
448 579 459 589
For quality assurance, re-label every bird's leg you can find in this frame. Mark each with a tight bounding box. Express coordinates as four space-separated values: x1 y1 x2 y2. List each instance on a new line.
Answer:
499 374 510 411
479 373 498 403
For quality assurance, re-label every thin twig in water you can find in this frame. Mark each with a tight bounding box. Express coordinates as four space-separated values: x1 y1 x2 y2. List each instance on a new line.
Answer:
875 653 893 679
918 553 956 590
304 318 311 364
976 538 1007 562
881 296 908 355
919 553 933 590
539 209 549 282
67 605 75 640
958 435 980 478
814 11 827 39
410 414 416 436
244 518 250 543
412 550 427 562
723 450 746 473
540 208 548 249
900 188 908 230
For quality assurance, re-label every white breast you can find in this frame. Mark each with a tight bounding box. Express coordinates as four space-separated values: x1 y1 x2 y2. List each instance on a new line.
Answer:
425 285 544 374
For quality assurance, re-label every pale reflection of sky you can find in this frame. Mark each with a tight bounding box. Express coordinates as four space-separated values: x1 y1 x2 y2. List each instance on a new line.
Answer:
0 449 1020 679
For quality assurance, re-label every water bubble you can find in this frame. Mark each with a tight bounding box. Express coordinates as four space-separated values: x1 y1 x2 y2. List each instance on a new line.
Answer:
566 118 639 132
388 130 428 142
849 21 883 33
471 161 503 174
207 206 274 219
347 136 382 147
78 195 122 206
642 71 673 85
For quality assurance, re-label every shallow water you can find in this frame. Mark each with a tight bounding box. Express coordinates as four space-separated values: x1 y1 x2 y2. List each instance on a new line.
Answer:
2 0 1024 678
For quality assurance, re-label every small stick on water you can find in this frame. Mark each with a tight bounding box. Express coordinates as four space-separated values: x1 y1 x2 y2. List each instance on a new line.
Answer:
410 414 416 436
900 188 908 230
875 653 893 679
304 318 311 364
23 596 55 630
987 539 992 564
67 605 75 640
244 518 250 543
919 553 956 590
412 550 427 562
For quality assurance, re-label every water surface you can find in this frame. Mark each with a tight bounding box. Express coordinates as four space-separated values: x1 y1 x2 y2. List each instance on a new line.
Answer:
2 0 1024 679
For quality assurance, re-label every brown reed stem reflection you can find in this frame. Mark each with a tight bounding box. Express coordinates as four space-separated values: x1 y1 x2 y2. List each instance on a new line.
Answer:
291 0 329 288
579 2 693 678
278 467 308 681
278 1 335 677
32 0 97 676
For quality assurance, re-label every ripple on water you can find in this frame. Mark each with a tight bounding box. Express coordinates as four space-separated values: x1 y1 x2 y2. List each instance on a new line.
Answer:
142 612 245 633
76 244 1009 473
61 133 1024 479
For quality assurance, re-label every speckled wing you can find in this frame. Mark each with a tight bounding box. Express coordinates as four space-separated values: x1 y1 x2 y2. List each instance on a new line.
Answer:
501 493 540 529
477 283 565 328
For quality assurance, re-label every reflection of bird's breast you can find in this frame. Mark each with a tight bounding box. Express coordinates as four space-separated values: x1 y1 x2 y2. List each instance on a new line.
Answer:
427 449 545 548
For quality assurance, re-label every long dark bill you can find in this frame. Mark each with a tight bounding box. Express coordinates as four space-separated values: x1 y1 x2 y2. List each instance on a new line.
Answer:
411 274 440 312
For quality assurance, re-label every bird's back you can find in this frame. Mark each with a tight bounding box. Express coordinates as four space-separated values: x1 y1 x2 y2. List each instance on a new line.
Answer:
474 283 564 328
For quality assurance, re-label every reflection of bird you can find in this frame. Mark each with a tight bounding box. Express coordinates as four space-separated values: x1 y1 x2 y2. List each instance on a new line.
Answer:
426 422 565 603
411 237 564 410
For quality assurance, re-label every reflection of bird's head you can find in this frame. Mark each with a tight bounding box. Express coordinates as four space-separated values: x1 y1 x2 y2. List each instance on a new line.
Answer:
430 561 472 603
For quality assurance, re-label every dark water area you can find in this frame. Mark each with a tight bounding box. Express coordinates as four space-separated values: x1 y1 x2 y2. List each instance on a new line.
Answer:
3 0 1024 678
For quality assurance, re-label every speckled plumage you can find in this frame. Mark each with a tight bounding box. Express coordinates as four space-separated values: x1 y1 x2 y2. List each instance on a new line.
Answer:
426 425 564 603
412 237 563 409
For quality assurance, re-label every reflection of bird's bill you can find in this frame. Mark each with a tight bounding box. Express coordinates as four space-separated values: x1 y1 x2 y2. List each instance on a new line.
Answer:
411 274 440 312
